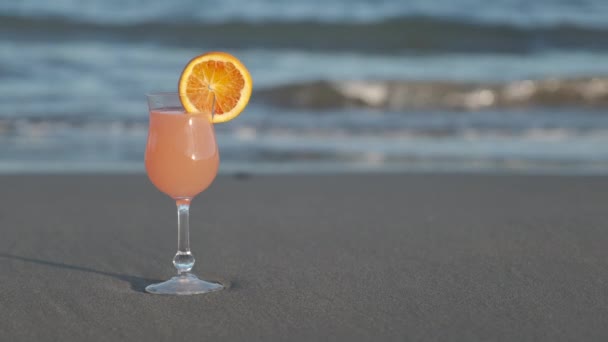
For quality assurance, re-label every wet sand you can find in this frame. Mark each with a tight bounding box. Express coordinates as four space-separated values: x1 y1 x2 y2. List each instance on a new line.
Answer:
1 174 607 341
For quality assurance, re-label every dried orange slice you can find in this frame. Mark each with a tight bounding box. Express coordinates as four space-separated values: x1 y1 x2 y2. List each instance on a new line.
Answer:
178 51 252 123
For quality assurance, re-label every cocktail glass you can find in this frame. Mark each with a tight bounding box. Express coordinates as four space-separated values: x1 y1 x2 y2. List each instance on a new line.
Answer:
144 92 223 295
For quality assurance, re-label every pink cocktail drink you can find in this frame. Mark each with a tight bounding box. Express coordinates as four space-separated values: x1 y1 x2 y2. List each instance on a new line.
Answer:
145 110 219 200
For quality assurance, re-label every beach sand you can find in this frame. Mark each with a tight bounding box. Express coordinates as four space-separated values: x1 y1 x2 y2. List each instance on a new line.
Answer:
1 174 607 341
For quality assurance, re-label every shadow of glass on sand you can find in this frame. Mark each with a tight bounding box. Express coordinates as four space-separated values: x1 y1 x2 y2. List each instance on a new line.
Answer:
0 253 161 292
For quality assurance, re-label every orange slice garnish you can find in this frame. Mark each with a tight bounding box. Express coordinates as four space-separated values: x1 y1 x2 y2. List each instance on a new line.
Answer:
178 51 252 123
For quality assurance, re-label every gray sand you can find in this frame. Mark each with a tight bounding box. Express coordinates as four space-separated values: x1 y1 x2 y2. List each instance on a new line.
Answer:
1 174 608 341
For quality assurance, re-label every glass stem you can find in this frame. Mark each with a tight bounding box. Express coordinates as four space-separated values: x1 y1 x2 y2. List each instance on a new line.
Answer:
173 198 195 275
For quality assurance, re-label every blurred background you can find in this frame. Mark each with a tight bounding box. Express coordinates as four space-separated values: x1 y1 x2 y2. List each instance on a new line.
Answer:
1 0 608 174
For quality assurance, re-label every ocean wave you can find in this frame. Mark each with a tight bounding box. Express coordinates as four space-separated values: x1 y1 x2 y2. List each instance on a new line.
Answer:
2 119 608 174
3 14 608 53
2 0 608 26
254 77 608 110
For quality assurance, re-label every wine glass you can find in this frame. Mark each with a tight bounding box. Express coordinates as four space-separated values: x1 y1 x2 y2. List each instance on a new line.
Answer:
144 92 223 295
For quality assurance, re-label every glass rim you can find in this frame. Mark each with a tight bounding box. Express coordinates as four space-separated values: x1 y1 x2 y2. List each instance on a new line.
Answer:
146 91 216 96
146 92 186 98
147 92 215 117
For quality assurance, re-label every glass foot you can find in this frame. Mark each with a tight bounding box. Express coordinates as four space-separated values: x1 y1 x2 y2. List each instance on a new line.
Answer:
145 273 224 295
